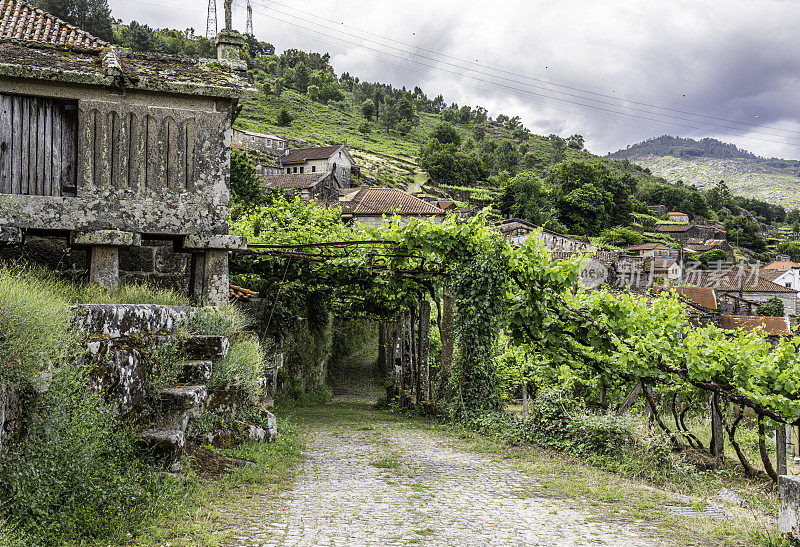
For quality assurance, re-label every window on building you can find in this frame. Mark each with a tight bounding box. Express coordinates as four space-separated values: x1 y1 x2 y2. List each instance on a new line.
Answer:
278 141 284 149
286 168 291 174
300 166 305 173
312 166 316 173
338 151 342 158
251 136 255 142
0 94 78 196
293 167 298 173
266 139 271 147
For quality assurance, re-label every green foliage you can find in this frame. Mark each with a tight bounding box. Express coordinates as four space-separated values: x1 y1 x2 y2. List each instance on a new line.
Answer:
724 215 766 251
777 241 800 262
230 149 268 211
494 171 557 227
418 138 485 186
209 335 265 404
276 108 294 126
546 160 635 235
431 122 461 146
36 0 113 41
597 226 644 247
759 297 784 318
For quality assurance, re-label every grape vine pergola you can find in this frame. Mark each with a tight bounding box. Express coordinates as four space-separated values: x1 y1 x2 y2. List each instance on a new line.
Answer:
232 198 800 480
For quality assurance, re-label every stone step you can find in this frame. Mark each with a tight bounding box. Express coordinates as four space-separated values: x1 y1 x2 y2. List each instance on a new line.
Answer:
178 360 213 383
159 385 208 411
139 427 185 463
180 335 229 360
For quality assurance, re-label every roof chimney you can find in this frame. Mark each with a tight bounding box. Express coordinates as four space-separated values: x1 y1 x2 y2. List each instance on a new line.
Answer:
215 29 246 68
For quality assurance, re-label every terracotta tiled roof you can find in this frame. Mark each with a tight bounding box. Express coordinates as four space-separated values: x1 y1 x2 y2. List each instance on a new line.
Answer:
339 187 444 216
624 243 673 251
279 146 342 165
720 315 793 336
669 212 687 215
656 224 692 232
261 172 328 189
764 261 800 272
686 244 722 253
437 200 455 210
229 283 258 301
654 258 678 269
677 286 718 310
758 269 785 282
0 0 108 49
688 269 798 293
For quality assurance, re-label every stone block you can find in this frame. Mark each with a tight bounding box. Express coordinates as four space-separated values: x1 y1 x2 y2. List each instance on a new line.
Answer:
0 226 22 243
73 304 198 337
73 229 141 247
0 383 20 455
155 245 190 274
183 234 247 250
89 245 120 289
119 245 156 272
779 475 800 537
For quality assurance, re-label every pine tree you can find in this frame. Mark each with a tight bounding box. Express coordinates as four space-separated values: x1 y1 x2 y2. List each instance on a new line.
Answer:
35 0 114 42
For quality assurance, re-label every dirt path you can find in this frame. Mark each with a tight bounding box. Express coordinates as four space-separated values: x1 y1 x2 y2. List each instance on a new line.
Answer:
227 400 663 546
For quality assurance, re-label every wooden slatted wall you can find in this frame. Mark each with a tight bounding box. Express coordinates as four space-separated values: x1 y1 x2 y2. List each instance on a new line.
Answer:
0 93 78 197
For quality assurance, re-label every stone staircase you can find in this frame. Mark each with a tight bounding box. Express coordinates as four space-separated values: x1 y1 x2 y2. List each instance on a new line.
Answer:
139 334 228 467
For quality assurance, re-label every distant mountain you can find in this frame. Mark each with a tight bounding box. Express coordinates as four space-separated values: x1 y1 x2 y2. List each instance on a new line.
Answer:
609 136 800 209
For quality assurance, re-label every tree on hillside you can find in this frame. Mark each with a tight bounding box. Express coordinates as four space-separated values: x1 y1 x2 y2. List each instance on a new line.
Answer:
472 125 485 142
294 62 309 93
230 150 267 210
723 215 765 251
706 180 732 210
361 100 375 121
548 134 567 163
382 100 399 133
418 139 484 185
567 134 585 150
121 21 155 52
777 241 800 262
276 108 293 126
36 0 114 41
495 141 519 175
431 122 461 147
495 172 555 226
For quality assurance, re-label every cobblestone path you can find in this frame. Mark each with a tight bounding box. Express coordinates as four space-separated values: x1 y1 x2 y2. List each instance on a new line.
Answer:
228 401 663 546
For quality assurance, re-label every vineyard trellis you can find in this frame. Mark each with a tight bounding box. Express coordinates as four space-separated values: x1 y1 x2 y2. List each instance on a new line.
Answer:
231 195 800 479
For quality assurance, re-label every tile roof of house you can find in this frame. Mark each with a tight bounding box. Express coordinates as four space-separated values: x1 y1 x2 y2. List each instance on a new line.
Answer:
437 200 455 210
764 261 800 272
0 0 107 48
669 212 688 216
260 172 329 190
685 244 721 254
758 269 786 282
278 146 343 165
720 315 793 336
0 0 256 99
229 283 258 301
339 187 445 216
656 224 693 232
688 269 798 293
234 128 285 140
654 258 678 269
677 286 718 310
624 243 673 251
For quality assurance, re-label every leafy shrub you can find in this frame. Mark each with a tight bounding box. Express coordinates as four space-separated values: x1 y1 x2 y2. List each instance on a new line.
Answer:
1 364 177 545
570 412 636 457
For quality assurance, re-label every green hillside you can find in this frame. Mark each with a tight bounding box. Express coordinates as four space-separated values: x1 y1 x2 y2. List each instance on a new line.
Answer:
609 136 800 210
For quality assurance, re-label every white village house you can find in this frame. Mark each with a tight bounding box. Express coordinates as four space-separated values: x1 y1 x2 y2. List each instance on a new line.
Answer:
278 145 355 188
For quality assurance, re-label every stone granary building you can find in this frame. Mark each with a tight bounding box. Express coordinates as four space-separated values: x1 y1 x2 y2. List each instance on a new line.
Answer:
0 0 257 303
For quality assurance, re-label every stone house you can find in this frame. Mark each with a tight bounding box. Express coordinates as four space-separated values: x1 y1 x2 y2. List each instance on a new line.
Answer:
495 219 598 253
338 187 444 227
684 239 735 260
719 315 794 346
653 258 681 280
0 1 257 303
669 212 689 223
261 171 340 204
278 145 354 188
655 223 726 244
688 269 798 317
232 128 287 156
623 243 679 260
763 261 800 290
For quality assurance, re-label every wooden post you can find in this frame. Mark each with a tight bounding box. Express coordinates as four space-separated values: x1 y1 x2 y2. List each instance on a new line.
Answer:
411 308 419 402
377 321 386 376
711 393 725 465
522 383 528 422
778 424 788 476
393 315 403 388
419 300 431 402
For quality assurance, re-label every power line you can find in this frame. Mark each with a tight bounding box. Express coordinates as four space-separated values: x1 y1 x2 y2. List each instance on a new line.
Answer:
245 0 800 141
237 1 800 152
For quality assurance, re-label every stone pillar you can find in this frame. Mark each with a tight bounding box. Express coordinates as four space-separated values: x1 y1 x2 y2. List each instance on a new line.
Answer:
183 234 247 306
73 230 141 290
440 288 454 376
779 424 789 476
779 476 800 538
402 312 413 394
418 300 431 402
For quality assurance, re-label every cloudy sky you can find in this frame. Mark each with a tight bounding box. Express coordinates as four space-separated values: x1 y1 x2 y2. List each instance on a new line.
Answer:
111 0 800 160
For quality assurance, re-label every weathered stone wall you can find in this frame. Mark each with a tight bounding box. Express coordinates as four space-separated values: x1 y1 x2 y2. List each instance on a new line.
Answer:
0 236 191 289
0 382 20 455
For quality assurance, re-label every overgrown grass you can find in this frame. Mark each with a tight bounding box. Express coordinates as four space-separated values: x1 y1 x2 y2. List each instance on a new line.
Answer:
136 417 303 545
